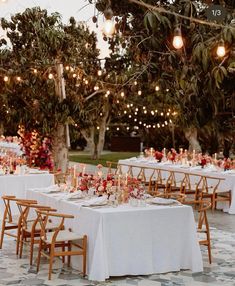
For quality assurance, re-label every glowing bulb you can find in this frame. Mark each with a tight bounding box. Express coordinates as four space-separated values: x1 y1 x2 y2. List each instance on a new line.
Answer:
155 85 160 91
103 19 115 37
72 73 77 78
85 80 88 85
33 69 37 74
121 91 125 97
106 127 109 130
97 126 100 130
172 28 184 49
134 81 137 85
173 35 184 49
117 127 119 131
216 42 226 57
3 76 9 82
16 76 21 81
65 66 70 71
97 70 102 76
138 90 142 95
48 73 53 79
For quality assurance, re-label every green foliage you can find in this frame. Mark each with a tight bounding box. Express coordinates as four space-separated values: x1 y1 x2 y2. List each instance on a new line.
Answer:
0 7 101 136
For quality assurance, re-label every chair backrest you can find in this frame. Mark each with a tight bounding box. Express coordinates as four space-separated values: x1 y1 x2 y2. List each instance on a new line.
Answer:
36 210 74 244
1 196 37 224
197 200 211 230
16 201 57 231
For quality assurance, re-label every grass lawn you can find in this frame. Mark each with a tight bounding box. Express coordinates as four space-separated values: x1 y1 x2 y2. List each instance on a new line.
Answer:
69 152 139 166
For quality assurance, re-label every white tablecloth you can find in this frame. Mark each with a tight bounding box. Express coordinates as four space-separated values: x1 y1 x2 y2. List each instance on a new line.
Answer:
0 173 54 215
118 158 235 214
27 189 203 281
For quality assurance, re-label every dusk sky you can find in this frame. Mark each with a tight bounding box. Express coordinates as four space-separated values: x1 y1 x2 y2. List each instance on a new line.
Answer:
0 0 109 58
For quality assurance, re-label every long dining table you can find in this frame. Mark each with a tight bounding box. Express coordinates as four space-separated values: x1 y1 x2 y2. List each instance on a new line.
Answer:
0 172 54 215
26 188 203 281
118 158 235 214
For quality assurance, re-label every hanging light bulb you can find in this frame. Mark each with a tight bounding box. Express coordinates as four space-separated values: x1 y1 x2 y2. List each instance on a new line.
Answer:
3 76 9 82
172 27 184 49
48 73 53 79
97 70 102 76
103 19 115 37
216 40 226 57
103 8 115 37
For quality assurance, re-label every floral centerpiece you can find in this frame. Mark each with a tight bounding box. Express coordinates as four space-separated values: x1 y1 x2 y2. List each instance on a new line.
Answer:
18 125 54 171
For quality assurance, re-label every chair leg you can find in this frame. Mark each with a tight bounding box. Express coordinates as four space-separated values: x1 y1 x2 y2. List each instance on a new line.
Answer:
16 226 21 255
68 243 71 267
19 230 24 258
0 222 5 249
48 245 54 280
30 235 34 265
208 242 212 264
62 244 65 263
37 239 42 273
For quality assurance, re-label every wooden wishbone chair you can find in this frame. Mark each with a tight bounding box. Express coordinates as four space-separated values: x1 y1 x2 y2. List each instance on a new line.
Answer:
197 200 212 264
166 171 186 196
16 201 57 265
0 196 37 254
106 161 119 175
36 210 87 280
148 169 166 196
200 176 230 210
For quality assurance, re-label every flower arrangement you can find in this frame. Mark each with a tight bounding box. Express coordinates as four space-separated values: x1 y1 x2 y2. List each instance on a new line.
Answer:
18 125 54 170
126 177 145 199
155 151 163 161
167 148 178 162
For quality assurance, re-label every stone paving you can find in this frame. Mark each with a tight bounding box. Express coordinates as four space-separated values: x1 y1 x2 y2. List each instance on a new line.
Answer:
0 210 234 286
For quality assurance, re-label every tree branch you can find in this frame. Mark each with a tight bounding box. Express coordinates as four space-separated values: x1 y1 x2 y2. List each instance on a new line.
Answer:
129 0 230 29
84 89 106 101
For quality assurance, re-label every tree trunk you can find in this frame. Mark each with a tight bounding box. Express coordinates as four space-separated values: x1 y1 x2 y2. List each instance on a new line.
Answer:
52 124 68 172
184 127 202 153
52 62 69 171
81 101 110 160
81 127 97 159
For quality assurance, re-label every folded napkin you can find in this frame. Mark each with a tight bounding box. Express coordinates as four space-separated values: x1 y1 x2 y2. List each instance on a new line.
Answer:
190 166 202 170
35 185 60 193
150 197 176 205
66 190 83 200
223 169 235 174
82 196 107 206
28 168 48 174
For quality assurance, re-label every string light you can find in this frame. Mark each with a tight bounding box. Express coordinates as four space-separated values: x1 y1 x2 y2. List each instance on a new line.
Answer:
106 127 109 130
121 91 125 97
65 66 70 71
134 80 137 85
48 73 53 79
216 40 226 57
97 70 102 76
97 126 100 130
124 110 127 114
138 90 142 95
33 69 37 74
155 85 160 91
3 76 9 82
116 127 120 131
85 79 89 85
72 73 77 78
160 112 164 116
172 27 184 49
103 19 115 37
16 76 21 81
